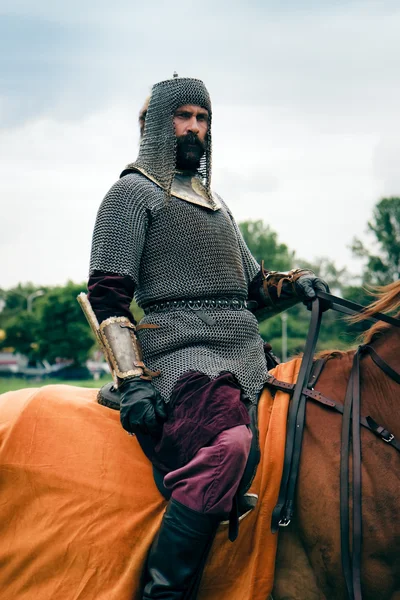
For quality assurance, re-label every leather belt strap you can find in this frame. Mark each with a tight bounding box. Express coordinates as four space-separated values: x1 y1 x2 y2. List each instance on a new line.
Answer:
143 297 248 314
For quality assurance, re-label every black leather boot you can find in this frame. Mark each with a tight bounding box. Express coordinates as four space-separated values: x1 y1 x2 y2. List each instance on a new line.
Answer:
142 498 220 599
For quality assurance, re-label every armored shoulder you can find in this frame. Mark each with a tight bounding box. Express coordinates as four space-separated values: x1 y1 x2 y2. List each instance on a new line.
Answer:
89 174 154 283
103 173 155 211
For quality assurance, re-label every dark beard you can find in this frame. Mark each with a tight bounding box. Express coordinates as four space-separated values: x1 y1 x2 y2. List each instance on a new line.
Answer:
175 132 206 171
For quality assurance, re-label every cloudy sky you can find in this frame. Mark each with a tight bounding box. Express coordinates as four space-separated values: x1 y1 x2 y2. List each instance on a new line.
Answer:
1 0 400 289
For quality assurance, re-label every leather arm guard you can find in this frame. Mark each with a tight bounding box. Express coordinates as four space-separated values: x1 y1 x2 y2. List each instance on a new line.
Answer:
77 293 157 386
98 316 160 385
250 262 316 320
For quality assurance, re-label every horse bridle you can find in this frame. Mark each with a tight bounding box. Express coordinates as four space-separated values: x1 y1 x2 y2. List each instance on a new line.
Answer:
266 291 400 600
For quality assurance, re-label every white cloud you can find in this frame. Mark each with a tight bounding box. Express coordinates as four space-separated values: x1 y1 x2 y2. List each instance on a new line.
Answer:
1 1 400 288
0 100 392 288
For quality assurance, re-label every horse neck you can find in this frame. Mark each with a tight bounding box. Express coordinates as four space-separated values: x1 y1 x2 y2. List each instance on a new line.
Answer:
361 327 400 438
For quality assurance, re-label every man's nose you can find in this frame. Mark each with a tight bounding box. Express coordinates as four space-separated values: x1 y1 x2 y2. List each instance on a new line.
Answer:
187 116 199 134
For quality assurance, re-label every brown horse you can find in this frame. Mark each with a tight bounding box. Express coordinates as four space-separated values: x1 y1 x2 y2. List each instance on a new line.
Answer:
0 282 398 600
272 280 400 600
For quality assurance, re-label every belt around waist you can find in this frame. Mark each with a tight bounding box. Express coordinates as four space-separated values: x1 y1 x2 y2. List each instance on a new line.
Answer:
143 297 251 315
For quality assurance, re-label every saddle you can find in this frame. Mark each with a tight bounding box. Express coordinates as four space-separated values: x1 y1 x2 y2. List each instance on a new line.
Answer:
98 344 279 541
98 382 261 541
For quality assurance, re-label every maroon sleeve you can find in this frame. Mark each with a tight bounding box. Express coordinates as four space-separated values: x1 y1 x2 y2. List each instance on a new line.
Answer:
87 270 136 324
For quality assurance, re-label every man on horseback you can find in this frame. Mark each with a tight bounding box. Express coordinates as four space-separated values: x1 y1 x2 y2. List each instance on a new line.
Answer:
87 75 329 599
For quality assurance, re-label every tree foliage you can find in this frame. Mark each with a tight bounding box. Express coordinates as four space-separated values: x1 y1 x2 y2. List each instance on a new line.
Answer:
239 220 295 270
3 311 40 361
2 197 398 366
0 284 48 359
35 282 95 365
239 220 358 356
352 197 400 284
1 282 94 365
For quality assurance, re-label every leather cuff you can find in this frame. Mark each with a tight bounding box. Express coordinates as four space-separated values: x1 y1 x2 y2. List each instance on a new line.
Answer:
98 316 145 382
255 263 315 319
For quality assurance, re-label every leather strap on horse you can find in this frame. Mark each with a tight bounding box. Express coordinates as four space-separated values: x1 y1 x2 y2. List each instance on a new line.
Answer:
340 347 363 600
268 291 400 599
365 344 400 384
341 342 400 600
267 375 400 453
271 299 323 532
316 290 400 328
269 354 400 599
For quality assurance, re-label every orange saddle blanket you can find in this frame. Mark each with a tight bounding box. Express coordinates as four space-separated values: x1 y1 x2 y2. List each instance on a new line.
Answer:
0 359 301 600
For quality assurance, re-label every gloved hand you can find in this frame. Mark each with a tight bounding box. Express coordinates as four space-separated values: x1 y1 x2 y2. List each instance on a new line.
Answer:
119 377 167 438
295 275 330 311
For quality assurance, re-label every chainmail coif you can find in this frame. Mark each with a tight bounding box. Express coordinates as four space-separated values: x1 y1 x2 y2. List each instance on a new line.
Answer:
123 77 212 198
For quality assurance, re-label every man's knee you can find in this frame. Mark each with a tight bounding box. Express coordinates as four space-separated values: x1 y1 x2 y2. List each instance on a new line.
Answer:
217 425 252 467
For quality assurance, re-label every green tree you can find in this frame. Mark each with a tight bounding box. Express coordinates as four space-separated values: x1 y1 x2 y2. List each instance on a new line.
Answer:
0 284 48 354
35 282 95 365
239 220 363 358
1 284 38 330
239 220 295 270
352 197 400 284
2 311 40 361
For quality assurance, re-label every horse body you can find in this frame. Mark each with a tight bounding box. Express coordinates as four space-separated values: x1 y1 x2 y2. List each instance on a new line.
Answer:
274 321 400 600
0 283 399 599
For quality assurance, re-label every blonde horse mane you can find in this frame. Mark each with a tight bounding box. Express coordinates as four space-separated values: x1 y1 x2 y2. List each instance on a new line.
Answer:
351 280 400 344
315 280 400 359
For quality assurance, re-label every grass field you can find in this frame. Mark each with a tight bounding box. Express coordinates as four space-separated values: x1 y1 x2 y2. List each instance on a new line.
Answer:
0 376 112 395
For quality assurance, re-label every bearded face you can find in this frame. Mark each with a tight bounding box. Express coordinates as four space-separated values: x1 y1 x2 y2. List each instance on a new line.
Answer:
138 99 209 174
173 104 209 172
175 131 207 171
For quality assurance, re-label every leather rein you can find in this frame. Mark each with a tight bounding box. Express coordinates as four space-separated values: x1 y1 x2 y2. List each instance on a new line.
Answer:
266 291 400 600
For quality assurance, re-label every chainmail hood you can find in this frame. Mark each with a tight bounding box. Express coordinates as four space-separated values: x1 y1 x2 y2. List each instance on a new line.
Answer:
122 77 212 197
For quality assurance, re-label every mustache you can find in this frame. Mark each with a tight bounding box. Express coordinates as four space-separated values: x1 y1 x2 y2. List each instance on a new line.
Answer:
176 132 206 151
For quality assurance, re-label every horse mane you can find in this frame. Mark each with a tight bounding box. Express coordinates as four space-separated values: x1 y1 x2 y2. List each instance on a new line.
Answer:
351 280 400 344
314 280 400 360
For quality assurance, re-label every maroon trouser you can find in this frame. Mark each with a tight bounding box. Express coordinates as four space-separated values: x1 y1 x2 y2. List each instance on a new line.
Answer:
164 424 252 518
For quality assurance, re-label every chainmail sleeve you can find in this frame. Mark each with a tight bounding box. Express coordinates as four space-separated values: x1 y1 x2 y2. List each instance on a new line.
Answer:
89 175 149 285
220 198 260 285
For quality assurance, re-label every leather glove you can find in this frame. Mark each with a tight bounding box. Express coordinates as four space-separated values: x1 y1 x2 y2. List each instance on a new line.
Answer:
119 377 167 438
295 275 330 311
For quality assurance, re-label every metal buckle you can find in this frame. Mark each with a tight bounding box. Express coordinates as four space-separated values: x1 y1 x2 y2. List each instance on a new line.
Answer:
279 517 291 527
383 433 394 443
